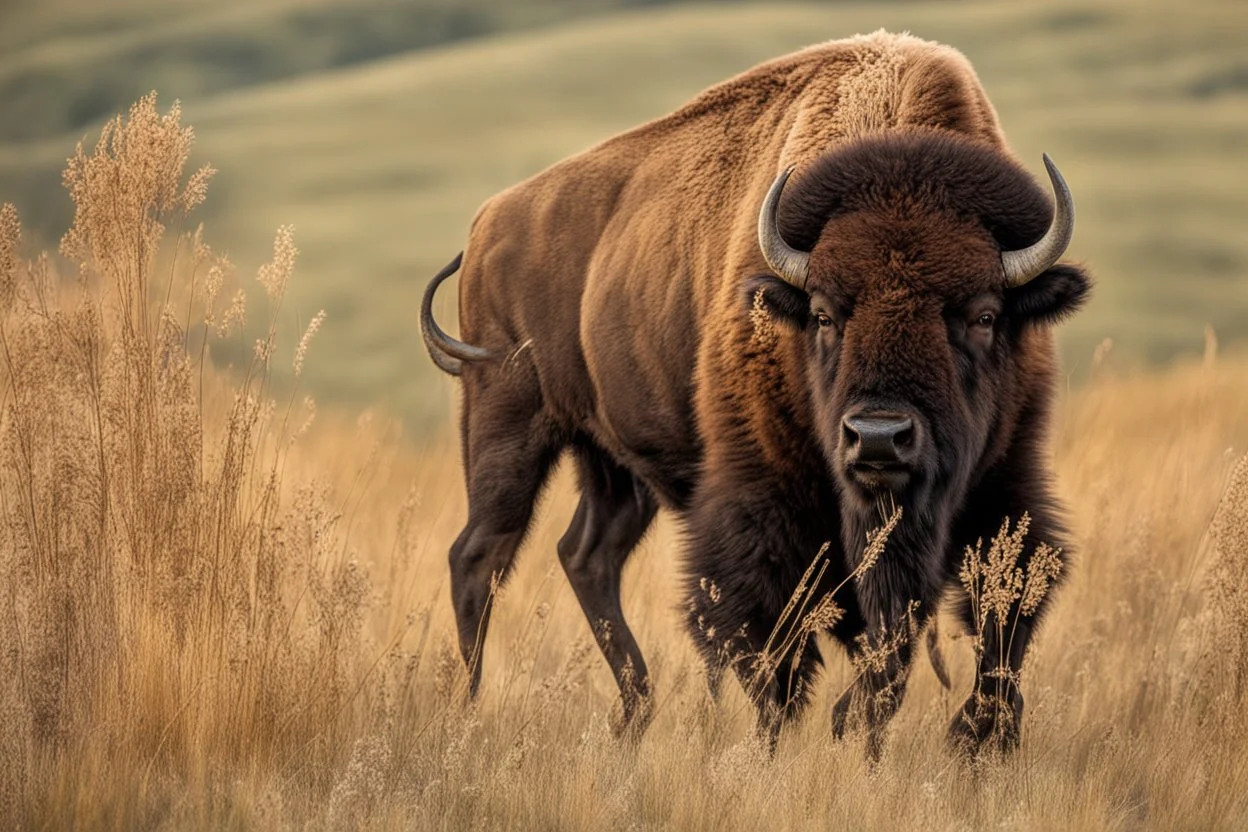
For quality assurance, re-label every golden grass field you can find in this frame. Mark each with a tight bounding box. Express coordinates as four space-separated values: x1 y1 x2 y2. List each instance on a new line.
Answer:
3 1 1248 828
3 88 1248 831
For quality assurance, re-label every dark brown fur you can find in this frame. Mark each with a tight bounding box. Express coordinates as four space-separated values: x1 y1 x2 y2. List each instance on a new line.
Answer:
422 32 1090 756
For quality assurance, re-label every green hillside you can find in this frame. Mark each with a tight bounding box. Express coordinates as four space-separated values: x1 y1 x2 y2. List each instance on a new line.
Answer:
2 0 1246 427
0 0 685 143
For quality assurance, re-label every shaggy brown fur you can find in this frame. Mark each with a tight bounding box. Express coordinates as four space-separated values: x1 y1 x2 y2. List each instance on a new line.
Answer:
422 31 1090 756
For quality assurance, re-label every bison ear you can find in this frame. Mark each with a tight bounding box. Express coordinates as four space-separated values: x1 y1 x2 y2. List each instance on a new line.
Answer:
743 274 810 327
1006 263 1090 326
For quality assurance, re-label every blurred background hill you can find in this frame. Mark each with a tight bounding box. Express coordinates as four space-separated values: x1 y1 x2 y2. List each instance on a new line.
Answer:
1 0 1245 430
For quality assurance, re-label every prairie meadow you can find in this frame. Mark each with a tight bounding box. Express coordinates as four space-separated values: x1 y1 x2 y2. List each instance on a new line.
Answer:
3 91 1248 832
3 2 1248 829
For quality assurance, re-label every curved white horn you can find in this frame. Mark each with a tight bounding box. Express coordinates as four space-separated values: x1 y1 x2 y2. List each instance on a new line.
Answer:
1001 154 1075 287
757 167 811 288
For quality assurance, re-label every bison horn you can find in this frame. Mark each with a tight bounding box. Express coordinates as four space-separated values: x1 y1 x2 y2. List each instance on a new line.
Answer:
1001 154 1075 287
758 166 812 289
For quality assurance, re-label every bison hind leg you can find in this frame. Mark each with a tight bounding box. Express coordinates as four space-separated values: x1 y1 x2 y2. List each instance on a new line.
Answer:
449 374 561 699
556 443 658 738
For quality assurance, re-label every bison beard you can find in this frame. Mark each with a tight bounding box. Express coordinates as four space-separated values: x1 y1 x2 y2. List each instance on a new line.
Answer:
421 31 1091 760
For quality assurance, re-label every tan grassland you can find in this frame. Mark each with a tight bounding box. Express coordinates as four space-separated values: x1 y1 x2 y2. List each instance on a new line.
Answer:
4 93 1248 832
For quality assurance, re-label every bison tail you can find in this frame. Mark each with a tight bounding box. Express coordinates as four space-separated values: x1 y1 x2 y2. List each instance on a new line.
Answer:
421 252 497 376
926 618 952 690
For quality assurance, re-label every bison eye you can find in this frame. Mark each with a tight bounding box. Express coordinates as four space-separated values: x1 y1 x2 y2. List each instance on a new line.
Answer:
975 312 996 328
815 312 833 328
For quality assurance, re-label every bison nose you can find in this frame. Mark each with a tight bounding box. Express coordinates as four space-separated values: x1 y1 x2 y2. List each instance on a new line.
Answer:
841 413 916 464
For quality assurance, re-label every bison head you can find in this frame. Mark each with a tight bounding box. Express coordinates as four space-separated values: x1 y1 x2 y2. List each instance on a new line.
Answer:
748 131 1089 588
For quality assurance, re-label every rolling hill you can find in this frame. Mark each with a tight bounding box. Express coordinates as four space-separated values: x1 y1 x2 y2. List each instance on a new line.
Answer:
1 0 1246 427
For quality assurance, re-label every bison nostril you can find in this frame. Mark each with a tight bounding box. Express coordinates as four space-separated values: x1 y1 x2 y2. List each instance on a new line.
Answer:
841 417 860 448
894 421 914 451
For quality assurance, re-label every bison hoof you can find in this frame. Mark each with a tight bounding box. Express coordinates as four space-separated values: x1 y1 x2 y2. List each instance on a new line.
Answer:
831 684 861 740
946 688 1024 758
610 694 654 742
832 684 893 764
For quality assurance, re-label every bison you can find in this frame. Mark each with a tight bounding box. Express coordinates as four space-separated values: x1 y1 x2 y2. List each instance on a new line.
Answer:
420 30 1089 757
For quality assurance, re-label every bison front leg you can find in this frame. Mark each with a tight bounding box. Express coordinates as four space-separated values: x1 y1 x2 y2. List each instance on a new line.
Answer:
946 621 1027 757
830 600 930 762
948 509 1067 758
949 597 1048 757
686 585 827 753
746 638 825 752
683 498 843 753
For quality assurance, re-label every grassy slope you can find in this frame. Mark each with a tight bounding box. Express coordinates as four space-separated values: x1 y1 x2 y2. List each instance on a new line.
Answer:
2 0 1247 427
0 0 674 139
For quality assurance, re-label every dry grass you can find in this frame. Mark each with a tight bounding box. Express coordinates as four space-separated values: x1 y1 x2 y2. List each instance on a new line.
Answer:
5 95 1248 831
